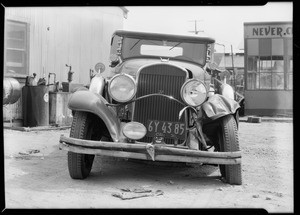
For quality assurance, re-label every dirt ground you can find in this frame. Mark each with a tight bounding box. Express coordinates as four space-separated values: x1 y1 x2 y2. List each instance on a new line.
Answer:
3 120 293 212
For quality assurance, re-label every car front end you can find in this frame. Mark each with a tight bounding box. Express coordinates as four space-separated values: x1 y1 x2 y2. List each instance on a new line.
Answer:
59 30 242 185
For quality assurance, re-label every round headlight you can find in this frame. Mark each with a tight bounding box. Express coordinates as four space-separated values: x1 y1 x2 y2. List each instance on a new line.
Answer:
181 79 208 107
108 74 136 102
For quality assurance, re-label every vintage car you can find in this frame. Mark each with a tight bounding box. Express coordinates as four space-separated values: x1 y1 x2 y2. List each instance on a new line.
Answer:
59 30 242 185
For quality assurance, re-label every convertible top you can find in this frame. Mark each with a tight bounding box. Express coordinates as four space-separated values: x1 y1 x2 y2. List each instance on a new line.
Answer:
114 30 215 44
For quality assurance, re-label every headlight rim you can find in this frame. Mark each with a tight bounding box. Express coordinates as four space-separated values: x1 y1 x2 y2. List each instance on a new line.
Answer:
108 73 137 103
180 78 208 107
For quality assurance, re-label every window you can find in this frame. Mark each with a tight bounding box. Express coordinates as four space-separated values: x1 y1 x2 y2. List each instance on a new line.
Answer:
272 56 284 89
140 45 183 57
247 56 259 89
287 57 293 90
259 56 272 89
121 38 207 66
5 20 29 77
287 39 293 90
246 38 287 90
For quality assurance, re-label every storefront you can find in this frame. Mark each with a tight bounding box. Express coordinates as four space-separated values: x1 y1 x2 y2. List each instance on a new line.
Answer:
244 22 293 116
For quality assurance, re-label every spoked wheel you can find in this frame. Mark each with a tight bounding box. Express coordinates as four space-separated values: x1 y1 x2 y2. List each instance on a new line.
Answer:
216 115 242 185
68 111 102 179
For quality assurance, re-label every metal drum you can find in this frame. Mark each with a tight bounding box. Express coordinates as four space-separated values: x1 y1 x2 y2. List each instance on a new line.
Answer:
3 78 21 105
22 86 49 127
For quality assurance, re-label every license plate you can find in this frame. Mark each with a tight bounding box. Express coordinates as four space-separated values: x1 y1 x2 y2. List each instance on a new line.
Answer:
146 120 186 140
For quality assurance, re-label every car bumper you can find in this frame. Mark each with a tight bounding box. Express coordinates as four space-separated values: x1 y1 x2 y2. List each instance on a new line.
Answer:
59 135 241 165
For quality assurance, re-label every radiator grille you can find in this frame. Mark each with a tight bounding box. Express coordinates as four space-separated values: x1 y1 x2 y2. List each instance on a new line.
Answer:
133 64 187 144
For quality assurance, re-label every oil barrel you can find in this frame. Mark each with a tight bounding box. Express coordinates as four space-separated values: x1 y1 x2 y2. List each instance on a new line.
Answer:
22 86 49 127
3 78 21 105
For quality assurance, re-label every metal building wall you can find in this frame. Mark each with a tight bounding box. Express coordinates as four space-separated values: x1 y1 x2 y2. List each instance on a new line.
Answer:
4 7 125 121
5 7 124 83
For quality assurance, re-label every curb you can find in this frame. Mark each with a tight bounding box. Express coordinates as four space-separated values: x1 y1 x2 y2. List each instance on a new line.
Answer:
240 116 293 123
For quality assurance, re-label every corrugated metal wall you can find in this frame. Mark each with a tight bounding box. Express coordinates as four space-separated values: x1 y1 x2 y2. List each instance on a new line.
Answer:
4 7 125 121
6 7 124 82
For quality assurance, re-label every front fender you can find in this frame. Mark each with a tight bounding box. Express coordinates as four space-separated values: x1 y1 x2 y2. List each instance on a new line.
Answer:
68 90 122 142
202 94 240 121
89 74 105 95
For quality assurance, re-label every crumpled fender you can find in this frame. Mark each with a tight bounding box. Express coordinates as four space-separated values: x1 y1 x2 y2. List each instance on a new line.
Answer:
68 90 122 142
202 94 240 121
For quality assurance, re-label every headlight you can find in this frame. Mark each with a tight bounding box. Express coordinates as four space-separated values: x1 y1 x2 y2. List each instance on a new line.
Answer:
108 74 136 102
180 79 208 107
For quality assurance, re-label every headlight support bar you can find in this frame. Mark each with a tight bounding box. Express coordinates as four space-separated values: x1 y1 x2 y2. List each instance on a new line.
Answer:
106 93 186 107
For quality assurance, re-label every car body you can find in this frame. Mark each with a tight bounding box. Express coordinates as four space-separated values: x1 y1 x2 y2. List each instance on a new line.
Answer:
59 30 242 185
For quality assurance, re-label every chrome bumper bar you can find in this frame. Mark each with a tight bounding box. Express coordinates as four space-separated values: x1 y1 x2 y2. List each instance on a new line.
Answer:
59 135 241 165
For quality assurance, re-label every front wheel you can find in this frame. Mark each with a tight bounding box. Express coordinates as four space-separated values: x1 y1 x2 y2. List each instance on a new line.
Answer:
68 111 101 179
217 115 242 185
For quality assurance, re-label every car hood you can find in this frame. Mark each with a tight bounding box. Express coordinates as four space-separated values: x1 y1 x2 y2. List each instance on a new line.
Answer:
110 58 209 80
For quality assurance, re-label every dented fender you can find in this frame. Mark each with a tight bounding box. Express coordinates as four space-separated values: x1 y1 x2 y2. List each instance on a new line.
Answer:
68 90 123 142
202 94 240 121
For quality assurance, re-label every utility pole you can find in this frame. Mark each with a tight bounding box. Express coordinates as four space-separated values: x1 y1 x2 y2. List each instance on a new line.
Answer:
188 20 204 35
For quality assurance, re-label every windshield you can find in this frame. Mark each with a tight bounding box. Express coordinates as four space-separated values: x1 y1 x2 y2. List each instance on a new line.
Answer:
112 36 208 66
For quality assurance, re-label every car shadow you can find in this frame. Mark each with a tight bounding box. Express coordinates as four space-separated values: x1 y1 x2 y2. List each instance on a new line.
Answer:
87 155 227 188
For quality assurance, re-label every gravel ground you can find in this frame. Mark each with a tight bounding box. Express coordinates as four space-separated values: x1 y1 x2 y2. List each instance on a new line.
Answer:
3 120 293 212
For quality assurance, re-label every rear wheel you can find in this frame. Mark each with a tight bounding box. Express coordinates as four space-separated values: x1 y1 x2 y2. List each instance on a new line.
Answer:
217 115 242 185
68 111 101 179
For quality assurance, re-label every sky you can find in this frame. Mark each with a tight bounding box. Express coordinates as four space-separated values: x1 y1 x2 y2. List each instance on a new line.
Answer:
123 2 293 52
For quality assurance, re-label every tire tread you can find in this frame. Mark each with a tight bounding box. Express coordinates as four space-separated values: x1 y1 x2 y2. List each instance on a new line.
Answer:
67 112 95 179
220 115 242 185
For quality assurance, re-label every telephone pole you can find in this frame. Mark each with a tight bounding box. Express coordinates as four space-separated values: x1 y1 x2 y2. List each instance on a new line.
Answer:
188 20 204 35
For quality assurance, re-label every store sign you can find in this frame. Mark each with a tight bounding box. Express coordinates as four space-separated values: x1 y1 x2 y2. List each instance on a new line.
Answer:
245 23 293 38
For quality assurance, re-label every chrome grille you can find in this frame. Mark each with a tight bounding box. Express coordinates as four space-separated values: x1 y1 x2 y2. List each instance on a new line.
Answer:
133 64 187 144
